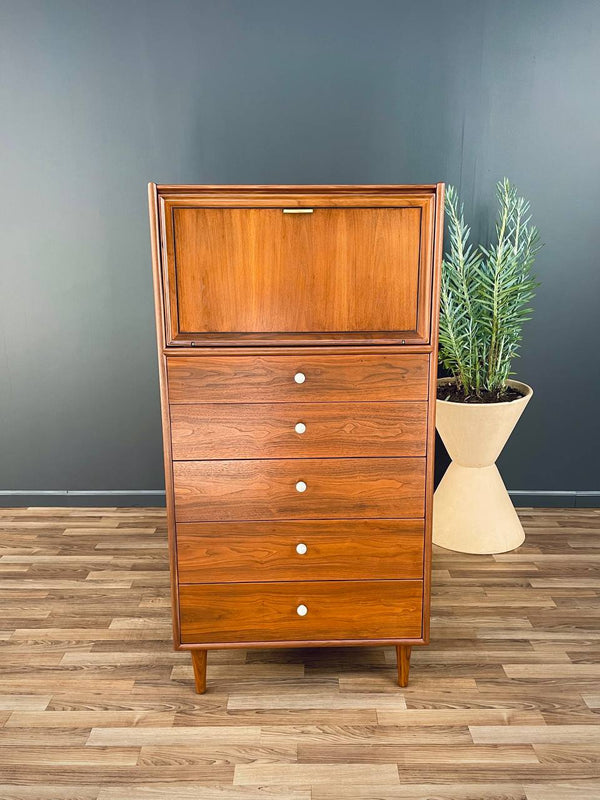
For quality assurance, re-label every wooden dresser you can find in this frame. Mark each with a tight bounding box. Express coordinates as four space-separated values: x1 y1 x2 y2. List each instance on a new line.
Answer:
148 184 444 692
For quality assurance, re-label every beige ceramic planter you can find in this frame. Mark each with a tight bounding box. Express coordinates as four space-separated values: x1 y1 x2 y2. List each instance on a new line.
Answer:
433 379 533 554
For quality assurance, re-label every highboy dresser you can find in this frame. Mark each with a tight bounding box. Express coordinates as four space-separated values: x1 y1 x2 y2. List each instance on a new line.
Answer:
149 184 444 692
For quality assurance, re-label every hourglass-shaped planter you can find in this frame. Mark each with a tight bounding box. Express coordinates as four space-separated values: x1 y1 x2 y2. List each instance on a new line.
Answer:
433 379 533 554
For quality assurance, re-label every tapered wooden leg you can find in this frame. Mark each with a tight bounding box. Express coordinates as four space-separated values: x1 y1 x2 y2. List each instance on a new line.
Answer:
396 645 411 687
191 649 207 694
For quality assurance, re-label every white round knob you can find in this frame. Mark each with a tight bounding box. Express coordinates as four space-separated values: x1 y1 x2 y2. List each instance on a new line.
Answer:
295 481 307 493
294 372 306 384
295 542 308 555
296 604 308 616
294 422 306 434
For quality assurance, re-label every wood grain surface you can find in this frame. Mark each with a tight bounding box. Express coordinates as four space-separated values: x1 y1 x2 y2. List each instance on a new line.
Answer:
170 401 427 460
172 207 421 334
173 458 426 522
152 187 443 680
156 185 437 345
176 519 425 583
0 506 599 797
166 353 429 404
179 580 423 644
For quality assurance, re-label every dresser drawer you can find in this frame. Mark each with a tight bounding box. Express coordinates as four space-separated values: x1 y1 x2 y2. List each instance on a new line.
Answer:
170 401 427 460
177 519 424 583
167 354 428 404
179 580 423 644
173 457 426 522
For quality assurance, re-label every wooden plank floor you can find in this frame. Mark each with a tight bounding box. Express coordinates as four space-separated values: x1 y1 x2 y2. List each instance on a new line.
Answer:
0 507 599 799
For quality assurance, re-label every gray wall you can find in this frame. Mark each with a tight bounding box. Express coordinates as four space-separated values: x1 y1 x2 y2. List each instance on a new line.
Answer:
1 0 599 505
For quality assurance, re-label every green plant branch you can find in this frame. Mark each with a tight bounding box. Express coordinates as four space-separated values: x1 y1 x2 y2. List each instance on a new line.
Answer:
438 178 541 400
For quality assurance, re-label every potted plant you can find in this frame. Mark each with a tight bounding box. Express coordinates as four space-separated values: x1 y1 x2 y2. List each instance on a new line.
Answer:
433 179 541 554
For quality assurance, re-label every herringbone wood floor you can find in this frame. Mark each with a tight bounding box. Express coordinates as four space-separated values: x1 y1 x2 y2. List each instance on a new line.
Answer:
0 507 599 799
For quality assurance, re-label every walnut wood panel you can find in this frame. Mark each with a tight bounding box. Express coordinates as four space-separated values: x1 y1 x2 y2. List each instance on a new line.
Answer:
167 353 429 404
172 206 421 333
155 185 438 346
170 401 427 460
158 183 437 202
148 183 181 646
173 457 426 522
422 184 445 644
179 580 423 644
176 519 425 583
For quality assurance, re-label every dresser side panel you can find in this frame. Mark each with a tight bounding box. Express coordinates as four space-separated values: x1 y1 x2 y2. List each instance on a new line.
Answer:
149 182 181 647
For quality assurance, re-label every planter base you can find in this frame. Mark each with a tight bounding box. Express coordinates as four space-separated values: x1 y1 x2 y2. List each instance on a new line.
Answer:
433 462 525 554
